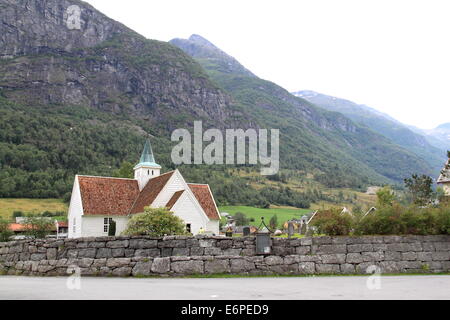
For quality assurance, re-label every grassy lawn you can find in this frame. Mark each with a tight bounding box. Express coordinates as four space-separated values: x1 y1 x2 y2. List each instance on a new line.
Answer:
218 205 313 228
0 198 68 221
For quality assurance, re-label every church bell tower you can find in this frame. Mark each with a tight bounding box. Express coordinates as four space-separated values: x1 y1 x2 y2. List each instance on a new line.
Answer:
134 139 161 190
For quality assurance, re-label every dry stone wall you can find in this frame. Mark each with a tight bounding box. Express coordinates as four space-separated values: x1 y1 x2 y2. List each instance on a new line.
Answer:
0 235 449 277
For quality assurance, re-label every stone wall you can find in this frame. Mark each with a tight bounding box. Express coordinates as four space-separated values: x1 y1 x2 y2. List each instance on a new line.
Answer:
0 235 449 277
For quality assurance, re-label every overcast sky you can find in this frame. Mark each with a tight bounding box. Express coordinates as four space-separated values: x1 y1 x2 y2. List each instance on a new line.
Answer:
84 0 449 129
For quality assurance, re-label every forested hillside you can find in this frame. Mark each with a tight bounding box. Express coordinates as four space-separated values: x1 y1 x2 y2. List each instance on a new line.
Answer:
0 1 436 209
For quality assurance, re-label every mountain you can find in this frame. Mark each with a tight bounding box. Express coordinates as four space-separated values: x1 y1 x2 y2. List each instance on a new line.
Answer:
420 123 450 151
0 0 434 206
170 35 434 185
170 35 256 78
292 90 446 175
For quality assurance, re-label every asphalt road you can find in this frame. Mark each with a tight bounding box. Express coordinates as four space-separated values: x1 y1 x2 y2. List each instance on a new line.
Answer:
0 275 449 300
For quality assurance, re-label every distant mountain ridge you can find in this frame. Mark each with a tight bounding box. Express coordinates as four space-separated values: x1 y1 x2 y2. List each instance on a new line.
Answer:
170 34 256 78
171 35 435 185
292 90 446 176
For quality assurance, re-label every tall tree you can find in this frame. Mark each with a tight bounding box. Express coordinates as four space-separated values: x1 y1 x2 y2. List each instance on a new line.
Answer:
404 174 433 206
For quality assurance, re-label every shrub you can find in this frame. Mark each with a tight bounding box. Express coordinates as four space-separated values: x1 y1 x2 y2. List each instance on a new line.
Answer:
122 207 188 237
354 204 450 236
108 219 117 236
310 208 353 236
24 217 55 239
0 218 13 242
233 212 249 226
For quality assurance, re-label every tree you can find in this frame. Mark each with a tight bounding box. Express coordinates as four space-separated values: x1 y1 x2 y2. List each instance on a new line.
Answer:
376 186 396 207
113 161 134 179
269 214 278 230
108 219 116 236
233 212 249 226
0 218 13 242
24 217 54 239
404 174 433 206
122 207 187 237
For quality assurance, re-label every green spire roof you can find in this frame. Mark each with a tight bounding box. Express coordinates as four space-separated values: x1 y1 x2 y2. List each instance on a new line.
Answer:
136 139 161 168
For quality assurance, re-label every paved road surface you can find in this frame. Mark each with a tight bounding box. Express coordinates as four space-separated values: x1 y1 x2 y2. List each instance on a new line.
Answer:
0 275 449 300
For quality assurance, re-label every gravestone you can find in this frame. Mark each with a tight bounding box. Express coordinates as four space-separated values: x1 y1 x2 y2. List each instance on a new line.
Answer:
243 226 251 236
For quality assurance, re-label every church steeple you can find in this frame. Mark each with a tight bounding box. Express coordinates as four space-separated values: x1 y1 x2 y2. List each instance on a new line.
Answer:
134 139 162 190
138 139 158 166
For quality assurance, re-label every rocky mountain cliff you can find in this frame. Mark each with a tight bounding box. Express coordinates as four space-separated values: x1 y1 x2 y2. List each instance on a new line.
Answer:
0 0 239 129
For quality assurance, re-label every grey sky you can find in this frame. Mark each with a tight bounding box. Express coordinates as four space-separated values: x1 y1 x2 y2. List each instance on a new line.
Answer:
84 0 450 129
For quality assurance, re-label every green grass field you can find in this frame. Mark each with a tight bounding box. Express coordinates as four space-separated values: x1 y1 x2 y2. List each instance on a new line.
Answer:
218 205 313 228
0 198 68 221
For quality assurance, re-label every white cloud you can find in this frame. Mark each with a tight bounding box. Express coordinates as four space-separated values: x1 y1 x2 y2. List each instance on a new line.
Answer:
84 0 450 129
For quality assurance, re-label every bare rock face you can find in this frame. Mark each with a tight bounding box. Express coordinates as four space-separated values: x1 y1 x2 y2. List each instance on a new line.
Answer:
0 0 234 127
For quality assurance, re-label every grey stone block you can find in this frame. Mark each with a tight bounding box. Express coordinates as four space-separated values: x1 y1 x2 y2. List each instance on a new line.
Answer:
346 253 364 264
362 252 384 262
173 248 190 256
340 264 355 274
112 267 132 277
132 262 152 276
112 248 125 257
171 260 203 274
317 244 347 254
106 258 131 268
106 240 129 249
298 262 315 274
129 239 158 249
432 251 450 261
78 248 96 258
316 264 340 274
230 259 255 272
205 259 230 274
320 254 346 264
151 257 170 273
96 248 112 259
190 247 204 256
264 256 284 266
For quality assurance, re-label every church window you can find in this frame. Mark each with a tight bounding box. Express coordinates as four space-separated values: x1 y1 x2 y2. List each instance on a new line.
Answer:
104 218 113 233
186 224 192 233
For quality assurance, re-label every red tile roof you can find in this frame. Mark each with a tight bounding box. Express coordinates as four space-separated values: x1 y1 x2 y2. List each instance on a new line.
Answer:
188 184 220 220
76 171 219 221
8 223 29 232
166 190 185 209
129 171 175 214
78 176 140 216
57 221 69 228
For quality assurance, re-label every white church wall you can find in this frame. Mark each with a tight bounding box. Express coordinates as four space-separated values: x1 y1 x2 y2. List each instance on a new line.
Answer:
171 192 209 235
68 176 83 239
81 216 129 237
152 171 185 208
206 220 220 235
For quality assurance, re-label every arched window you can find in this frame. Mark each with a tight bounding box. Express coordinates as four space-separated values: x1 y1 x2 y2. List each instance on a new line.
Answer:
148 170 150 175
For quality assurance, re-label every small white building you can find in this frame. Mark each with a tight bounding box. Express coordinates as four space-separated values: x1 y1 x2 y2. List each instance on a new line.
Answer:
437 157 450 196
67 140 221 238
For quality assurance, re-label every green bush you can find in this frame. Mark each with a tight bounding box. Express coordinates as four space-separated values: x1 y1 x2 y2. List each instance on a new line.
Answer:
122 207 188 237
24 217 55 239
310 208 353 236
0 218 13 242
354 204 450 236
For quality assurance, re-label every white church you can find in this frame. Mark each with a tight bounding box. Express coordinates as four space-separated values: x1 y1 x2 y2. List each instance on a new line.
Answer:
67 140 221 238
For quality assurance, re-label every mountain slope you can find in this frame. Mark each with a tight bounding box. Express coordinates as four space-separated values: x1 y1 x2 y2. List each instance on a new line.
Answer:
0 1 435 205
170 35 434 185
292 90 445 175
